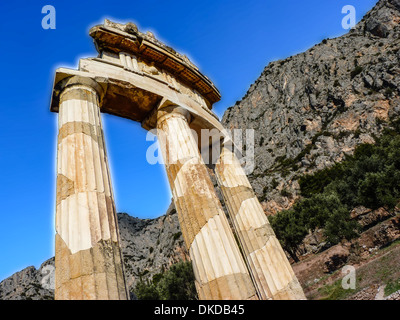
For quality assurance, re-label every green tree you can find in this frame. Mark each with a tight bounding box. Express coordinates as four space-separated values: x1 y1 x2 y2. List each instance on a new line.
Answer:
134 261 198 300
134 280 159 300
269 209 308 262
157 261 198 300
295 193 338 231
323 204 360 244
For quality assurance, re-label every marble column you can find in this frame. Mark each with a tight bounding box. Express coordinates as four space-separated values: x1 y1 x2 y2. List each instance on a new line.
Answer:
156 105 258 300
214 141 306 300
55 76 128 300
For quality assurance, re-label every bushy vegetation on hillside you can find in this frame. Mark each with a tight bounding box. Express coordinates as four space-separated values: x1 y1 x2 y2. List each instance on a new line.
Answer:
134 261 198 300
270 123 400 262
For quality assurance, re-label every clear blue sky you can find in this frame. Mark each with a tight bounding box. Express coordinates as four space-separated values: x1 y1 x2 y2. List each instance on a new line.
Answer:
0 0 378 281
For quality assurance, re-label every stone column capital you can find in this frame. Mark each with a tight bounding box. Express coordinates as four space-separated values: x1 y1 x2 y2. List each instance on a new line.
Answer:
56 75 104 104
156 104 192 127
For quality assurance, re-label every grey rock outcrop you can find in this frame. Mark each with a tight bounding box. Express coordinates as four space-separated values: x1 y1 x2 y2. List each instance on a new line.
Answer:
222 0 400 215
0 208 187 300
0 258 54 300
118 204 189 294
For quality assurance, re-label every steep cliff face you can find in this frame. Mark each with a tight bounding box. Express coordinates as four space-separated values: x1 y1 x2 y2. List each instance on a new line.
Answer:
0 258 54 300
222 0 400 215
118 205 189 294
0 209 187 300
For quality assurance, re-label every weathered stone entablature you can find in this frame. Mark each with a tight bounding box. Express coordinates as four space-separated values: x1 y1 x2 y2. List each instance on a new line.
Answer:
96 49 209 113
50 22 223 137
89 19 220 109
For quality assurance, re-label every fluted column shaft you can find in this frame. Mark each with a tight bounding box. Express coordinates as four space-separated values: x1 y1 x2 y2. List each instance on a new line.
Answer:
55 76 128 300
215 144 306 300
157 106 258 300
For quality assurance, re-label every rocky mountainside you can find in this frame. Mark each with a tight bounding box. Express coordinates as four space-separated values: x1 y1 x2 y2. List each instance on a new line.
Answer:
2 0 400 300
0 208 187 300
223 0 400 215
0 258 54 300
118 205 188 293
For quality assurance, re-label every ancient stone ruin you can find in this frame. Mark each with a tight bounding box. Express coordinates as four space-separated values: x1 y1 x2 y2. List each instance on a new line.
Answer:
49 19 306 300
